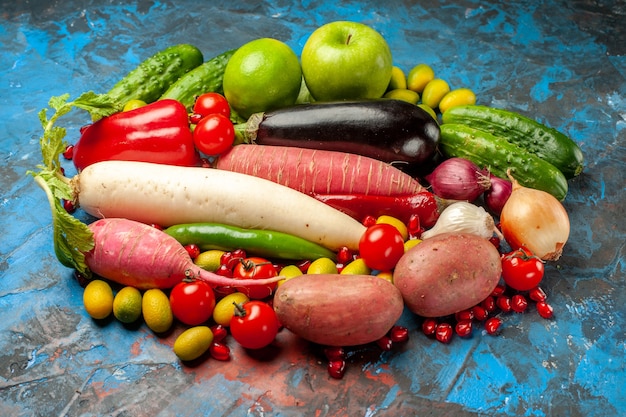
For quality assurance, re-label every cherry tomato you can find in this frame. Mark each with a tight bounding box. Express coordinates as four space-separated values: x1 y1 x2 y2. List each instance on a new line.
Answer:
193 113 235 156
193 92 231 119
233 257 278 299
501 247 545 291
358 223 405 271
230 301 279 349
169 280 216 326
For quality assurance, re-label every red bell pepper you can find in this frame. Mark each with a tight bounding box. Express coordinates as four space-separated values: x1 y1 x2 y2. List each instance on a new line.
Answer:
72 99 199 171
312 191 444 228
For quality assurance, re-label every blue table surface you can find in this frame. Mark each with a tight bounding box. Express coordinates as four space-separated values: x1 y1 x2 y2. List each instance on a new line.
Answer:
1 1 624 416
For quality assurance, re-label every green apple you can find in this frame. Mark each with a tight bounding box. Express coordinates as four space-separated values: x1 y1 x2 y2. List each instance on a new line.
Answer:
301 21 393 101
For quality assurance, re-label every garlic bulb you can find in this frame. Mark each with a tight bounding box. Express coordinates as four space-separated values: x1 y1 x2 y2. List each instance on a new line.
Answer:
421 201 497 240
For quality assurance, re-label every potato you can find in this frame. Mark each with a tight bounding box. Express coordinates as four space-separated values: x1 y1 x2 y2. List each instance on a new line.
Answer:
393 233 501 317
273 274 404 346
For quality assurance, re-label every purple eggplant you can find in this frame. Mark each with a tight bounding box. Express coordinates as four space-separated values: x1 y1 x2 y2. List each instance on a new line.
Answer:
233 99 440 170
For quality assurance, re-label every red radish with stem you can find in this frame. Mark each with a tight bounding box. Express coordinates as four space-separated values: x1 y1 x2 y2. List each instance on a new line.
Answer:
87 218 284 290
214 144 424 196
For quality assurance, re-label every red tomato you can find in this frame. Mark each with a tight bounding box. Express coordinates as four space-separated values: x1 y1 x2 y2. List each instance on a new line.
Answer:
169 280 216 326
230 301 279 349
193 92 231 118
233 257 278 299
501 247 545 291
358 223 405 271
193 113 235 156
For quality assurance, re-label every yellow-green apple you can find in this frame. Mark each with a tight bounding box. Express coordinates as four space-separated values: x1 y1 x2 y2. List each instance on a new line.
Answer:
301 21 393 101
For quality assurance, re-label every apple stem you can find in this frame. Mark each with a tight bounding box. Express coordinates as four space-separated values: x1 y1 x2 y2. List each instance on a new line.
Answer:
346 34 352 45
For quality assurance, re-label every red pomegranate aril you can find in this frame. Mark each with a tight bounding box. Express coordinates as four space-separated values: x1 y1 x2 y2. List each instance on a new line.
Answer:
62 144 74 160
484 317 502 335
455 320 473 338
323 346 345 361
184 243 200 260
362 215 377 228
296 259 312 273
376 335 393 351
536 301 554 319
481 296 496 313
435 323 453 344
529 286 548 302
210 324 228 343
422 318 438 337
455 309 474 322
63 199 76 214
328 360 347 379
337 246 354 265
408 214 422 238
491 284 506 297
209 342 231 361
489 236 501 249
150 223 164 230
472 305 489 321
496 295 512 312
511 294 529 313
390 325 409 343
189 112 204 125
215 264 233 278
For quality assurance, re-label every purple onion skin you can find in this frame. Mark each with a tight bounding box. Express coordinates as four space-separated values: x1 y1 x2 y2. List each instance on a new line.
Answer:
484 175 513 215
425 157 491 201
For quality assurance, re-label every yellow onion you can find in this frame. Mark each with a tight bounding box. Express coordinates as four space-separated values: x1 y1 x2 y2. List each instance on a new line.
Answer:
500 170 570 261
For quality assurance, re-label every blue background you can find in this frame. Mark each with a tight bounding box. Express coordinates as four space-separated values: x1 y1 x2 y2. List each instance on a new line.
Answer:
1 1 624 416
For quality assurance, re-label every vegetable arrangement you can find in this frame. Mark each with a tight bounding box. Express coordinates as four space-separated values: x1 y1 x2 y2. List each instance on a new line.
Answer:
30 26 581 380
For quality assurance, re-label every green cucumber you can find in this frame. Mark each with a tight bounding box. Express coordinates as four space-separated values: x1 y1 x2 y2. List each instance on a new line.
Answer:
439 123 568 200
106 44 204 106
442 105 583 179
160 49 237 110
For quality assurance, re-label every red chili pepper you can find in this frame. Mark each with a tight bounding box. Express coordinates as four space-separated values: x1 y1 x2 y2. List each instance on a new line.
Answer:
72 99 200 171
312 191 443 228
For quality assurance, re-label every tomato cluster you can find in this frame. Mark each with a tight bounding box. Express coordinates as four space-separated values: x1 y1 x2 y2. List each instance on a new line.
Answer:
191 93 235 156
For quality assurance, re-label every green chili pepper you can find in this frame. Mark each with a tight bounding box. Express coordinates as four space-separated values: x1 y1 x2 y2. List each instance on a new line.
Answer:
164 223 336 261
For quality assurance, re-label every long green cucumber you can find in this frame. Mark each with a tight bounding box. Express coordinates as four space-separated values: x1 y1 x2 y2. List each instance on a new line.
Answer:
160 49 237 110
106 44 204 106
442 105 583 179
439 124 568 200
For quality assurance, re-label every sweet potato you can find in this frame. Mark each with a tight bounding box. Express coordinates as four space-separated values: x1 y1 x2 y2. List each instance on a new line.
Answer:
393 233 502 317
273 274 404 346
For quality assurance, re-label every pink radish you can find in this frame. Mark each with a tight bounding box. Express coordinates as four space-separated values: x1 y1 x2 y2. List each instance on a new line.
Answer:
214 144 424 196
72 160 366 251
86 218 283 289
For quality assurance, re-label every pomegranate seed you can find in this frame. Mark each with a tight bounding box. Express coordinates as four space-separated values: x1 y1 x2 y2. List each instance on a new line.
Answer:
484 317 502 335
63 199 76 214
496 295 512 313
362 215 377 228
337 247 354 265
376 335 393 351
323 346 345 361
491 284 506 297
536 301 554 319
216 264 233 278
184 244 200 260
210 324 228 343
489 236 500 248
481 296 496 313
389 325 409 343
327 360 346 379
62 144 74 160
471 305 489 321
209 342 231 361
189 113 204 124
421 318 438 336
455 320 473 338
149 223 164 230
529 286 547 302
296 259 312 273
511 294 529 313
407 214 422 238
435 323 453 344
455 309 474 322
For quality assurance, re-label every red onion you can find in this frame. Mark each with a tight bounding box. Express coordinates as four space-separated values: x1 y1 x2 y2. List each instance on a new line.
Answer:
484 174 513 215
425 157 491 201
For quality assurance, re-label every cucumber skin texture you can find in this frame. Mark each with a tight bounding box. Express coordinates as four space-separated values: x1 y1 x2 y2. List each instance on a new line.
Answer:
106 44 203 105
160 49 236 110
442 105 583 179
439 124 568 200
